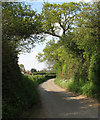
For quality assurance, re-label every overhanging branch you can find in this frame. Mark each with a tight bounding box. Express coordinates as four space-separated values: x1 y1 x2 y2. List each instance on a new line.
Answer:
43 31 61 38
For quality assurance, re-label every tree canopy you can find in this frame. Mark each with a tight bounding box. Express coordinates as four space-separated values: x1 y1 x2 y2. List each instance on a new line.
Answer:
31 68 37 73
19 64 25 71
2 2 43 118
37 1 100 97
2 1 100 118
2 2 42 53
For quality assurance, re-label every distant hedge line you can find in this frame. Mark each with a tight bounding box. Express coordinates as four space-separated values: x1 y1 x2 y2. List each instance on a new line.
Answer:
31 72 56 75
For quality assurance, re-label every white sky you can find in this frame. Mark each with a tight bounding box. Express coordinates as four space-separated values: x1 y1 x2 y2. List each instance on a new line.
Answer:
18 39 48 71
18 51 46 71
18 35 59 71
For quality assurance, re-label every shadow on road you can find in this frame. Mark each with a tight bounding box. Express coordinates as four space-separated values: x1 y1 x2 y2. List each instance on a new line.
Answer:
39 84 98 118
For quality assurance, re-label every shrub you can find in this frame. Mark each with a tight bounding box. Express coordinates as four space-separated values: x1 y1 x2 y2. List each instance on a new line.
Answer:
3 74 39 118
81 82 99 98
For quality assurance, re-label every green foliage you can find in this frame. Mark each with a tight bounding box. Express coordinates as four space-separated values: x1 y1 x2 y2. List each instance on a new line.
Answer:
2 1 100 119
41 2 82 37
37 2 100 99
54 78 68 89
3 74 38 118
81 82 99 98
2 2 42 53
88 52 100 95
19 64 25 72
31 68 37 73
3 73 55 118
2 2 46 119
28 74 56 85
55 78 99 99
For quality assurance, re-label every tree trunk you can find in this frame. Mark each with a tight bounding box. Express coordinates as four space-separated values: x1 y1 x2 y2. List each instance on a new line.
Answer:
61 61 64 80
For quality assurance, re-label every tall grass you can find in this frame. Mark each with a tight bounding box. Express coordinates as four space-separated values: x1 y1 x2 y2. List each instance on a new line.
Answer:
3 74 55 118
54 78 99 99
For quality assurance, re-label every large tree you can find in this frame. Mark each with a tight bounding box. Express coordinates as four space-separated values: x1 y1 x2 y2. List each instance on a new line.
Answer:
19 64 25 72
41 2 82 37
2 2 42 118
37 2 92 59
37 2 100 98
2 2 42 53
2 2 41 86
31 68 37 73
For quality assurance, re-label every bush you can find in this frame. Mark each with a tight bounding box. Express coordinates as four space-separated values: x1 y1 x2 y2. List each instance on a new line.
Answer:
55 78 99 99
27 74 56 85
55 78 84 94
88 52 100 95
3 73 56 117
3 73 56 118
3 74 39 118
81 82 99 98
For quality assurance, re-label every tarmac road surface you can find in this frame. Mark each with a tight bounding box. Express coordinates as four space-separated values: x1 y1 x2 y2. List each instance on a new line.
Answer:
33 78 99 118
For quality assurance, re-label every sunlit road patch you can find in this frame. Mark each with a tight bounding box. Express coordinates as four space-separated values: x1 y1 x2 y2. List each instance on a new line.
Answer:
38 79 99 118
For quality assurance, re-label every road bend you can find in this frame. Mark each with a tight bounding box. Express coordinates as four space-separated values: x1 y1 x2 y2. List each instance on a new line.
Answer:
37 78 98 118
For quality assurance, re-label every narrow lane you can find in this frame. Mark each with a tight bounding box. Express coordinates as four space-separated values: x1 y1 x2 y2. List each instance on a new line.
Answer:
38 78 98 118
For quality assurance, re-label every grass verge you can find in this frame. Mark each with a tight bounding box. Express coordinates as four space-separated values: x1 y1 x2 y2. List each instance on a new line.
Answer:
54 78 99 99
3 74 55 118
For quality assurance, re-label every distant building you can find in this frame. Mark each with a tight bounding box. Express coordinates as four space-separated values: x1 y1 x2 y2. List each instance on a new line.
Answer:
29 71 32 74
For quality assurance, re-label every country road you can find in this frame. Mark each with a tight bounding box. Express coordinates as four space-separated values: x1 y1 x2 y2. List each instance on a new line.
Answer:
31 78 99 118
